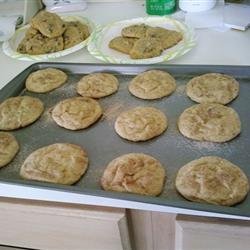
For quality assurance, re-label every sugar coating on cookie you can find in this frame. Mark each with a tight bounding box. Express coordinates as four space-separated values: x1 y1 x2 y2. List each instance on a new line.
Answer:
115 106 167 141
31 11 66 38
178 103 241 142
186 73 239 104
76 73 119 98
101 153 166 196
0 96 44 131
26 68 68 93
175 156 249 206
129 70 176 99
20 143 88 185
0 132 19 168
52 97 102 130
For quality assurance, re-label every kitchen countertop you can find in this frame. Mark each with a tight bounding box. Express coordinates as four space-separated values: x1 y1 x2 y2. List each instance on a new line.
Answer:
0 1 250 220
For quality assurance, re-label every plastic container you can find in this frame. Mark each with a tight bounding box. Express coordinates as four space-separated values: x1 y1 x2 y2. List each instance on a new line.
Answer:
146 0 176 15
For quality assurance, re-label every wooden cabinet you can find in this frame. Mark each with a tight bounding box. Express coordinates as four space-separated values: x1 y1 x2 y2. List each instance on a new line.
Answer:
1 197 250 250
0 197 131 250
175 215 250 250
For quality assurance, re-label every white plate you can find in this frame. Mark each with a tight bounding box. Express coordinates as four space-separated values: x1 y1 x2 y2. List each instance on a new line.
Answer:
88 16 196 64
2 16 95 61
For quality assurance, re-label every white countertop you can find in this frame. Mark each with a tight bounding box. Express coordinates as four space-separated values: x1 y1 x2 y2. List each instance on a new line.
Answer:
0 2 250 220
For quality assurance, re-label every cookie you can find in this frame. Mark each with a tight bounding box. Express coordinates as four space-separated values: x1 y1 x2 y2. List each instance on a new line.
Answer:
101 153 166 196
129 37 163 59
115 106 167 141
52 97 102 130
20 143 88 185
63 21 89 49
31 11 66 38
121 24 149 38
24 34 64 55
146 27 183 49
175 156 249 206
129 70 176 99
63 25 82 49
67 21 90 40
26 68 68 93
76 73 119 98
17 27 40 54
0 132 19 168
186 73 240 104
0 96 44 131
109 36 138 54
178 103 241 142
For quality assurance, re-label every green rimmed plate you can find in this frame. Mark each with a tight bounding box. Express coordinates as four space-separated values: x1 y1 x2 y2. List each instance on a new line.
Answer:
87 16 196 64
2 16 95 61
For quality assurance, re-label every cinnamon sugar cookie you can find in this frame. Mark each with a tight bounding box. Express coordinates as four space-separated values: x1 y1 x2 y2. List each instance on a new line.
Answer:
101 153 166 196
175 156 249 206
20 143 88 185
115 106 167 141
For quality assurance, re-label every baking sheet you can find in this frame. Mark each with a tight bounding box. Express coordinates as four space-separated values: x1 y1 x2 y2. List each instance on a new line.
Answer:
0 63 250 218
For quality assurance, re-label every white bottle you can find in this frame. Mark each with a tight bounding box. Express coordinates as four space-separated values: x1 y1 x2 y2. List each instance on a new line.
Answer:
179 0 217 12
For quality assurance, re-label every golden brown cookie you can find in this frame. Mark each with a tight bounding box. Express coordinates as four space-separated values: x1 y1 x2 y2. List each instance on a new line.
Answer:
178 103 241 142
121 24 149 38
146 27 183 49
31 11 66 38
175 156 249 206
17 27 39 54
129 70 176 99
20 143 88 185
67 21 90 40
129 37 163 59
63 21 89 49
0 132 19 168
0 96 44 131
76 73 119 98
186 73 240 104
51 97 102 130
109 36 138 54
101 153 166 196
26 68 68 93
115 106 167 141
24 34 64 55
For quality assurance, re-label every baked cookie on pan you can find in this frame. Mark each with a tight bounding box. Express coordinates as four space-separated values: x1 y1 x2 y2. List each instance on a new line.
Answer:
175 156 249 206
101 153 166 196
0 96 44 131
178 103 241 142
0 132 19 168
52 97 102 130
186 73 239 104
129 70 176 100
26 68 68 93
76 73 119 98
115 106 167 141
20 143 88 185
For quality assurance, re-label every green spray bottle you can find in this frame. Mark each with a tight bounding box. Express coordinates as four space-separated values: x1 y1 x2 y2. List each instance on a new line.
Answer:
146 0 176 15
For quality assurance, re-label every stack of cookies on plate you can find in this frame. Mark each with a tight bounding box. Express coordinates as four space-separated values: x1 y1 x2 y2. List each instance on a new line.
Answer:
109 24 183 59
17 11 90 55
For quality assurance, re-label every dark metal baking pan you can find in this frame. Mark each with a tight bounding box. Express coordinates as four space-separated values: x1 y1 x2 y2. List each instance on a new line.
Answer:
0 62 250 218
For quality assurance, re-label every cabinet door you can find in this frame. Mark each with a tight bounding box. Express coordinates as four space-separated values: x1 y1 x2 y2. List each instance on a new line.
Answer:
0 197 131 250
175 215 250 250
